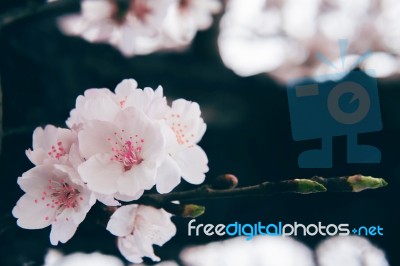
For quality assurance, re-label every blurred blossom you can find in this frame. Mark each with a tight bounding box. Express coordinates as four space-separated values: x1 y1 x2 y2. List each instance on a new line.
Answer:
107 205 176 263
161 0 222 47
58 0 172 56
218 0 400 81
57 0 221 56
180 236 315 266
44 249 124 266
316 236 389 266
180 236 389 266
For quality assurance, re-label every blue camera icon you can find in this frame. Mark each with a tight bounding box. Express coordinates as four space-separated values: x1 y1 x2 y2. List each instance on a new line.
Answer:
287 70 382 168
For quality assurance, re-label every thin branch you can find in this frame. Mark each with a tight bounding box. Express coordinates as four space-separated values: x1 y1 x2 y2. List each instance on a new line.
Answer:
131 175 388 211
0 0 79 28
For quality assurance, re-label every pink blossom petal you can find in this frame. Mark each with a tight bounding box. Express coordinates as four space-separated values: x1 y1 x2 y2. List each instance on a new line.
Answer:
173 145 208 184
17 165 55 195
81 20 115 42
67 89 119 127
107 205 138 237
115 79 138 98
95 193 121 206
116 163 156 198
78 154 124 195
112 205 176 263
114 191 144 202
167 99 207 144
12 194 55 229
25 148 48 166
78 120 118 158
136 205 176 246
50 209 79 245
118 235 146 263
156 155 182 193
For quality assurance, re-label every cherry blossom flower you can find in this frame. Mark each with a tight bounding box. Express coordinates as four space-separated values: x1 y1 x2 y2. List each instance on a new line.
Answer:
26 125 76 165
218 0 400 81
113 79 169 120
57 0 221 55
44 250 124 266
156 99 208 193
77 107 166 200
66 88 119 130
67 140 122 207
66 78 209 194
316 236 389 266
12 163 96 245
106 204 176 263
58 0 173 56
180 236 315 266
66 79 168 129
162 0 222 46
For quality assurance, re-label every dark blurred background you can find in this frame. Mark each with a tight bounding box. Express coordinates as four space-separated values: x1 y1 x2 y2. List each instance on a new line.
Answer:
0 1 399 265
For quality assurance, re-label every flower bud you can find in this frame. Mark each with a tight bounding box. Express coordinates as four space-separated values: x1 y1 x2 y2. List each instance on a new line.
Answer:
294 179 327 194
163 203 205 218
347 174 388 192
212 174 239 189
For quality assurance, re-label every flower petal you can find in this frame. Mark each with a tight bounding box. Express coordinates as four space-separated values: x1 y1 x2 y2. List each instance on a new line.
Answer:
116 163 156 198
67 89 119 127
17 165 54 195
78 154 123 195
12 194 55 229
107 205 138 237
136 205 176 246
95 193 121 206
50 209 78 245
114 191 144 202
115 79 138 98
78 120 117 158
173 145 208 184
156 155 182 193
118 236 145 263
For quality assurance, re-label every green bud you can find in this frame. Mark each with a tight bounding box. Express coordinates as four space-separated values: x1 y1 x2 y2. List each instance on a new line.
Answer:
295 179 327 194
181 204 206 218
347 175 388 192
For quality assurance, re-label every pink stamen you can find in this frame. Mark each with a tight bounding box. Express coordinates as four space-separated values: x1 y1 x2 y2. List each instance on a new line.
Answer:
108 131 144 170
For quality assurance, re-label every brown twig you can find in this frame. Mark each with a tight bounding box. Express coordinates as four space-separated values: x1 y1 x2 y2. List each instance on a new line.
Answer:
129 175 388 212
0 0 79 28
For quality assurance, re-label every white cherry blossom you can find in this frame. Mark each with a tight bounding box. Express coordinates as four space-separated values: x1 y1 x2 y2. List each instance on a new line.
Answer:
66 79 169 129
12 163 96 245
113 79 169 120
66 88 119 129
107 204 176 263
26 125 76 165
58 0 173 56
77 107 166 200
156 99 208 193
162 0 222 46
44 250 124 266
67 79 208 194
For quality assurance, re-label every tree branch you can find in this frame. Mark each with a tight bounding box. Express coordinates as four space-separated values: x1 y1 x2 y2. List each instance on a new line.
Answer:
131 174 388 213
0 0 79 28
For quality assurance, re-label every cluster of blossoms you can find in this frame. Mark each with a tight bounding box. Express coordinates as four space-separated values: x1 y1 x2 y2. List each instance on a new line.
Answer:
57 0 222 56
218 0 400 81
12 79 209 263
